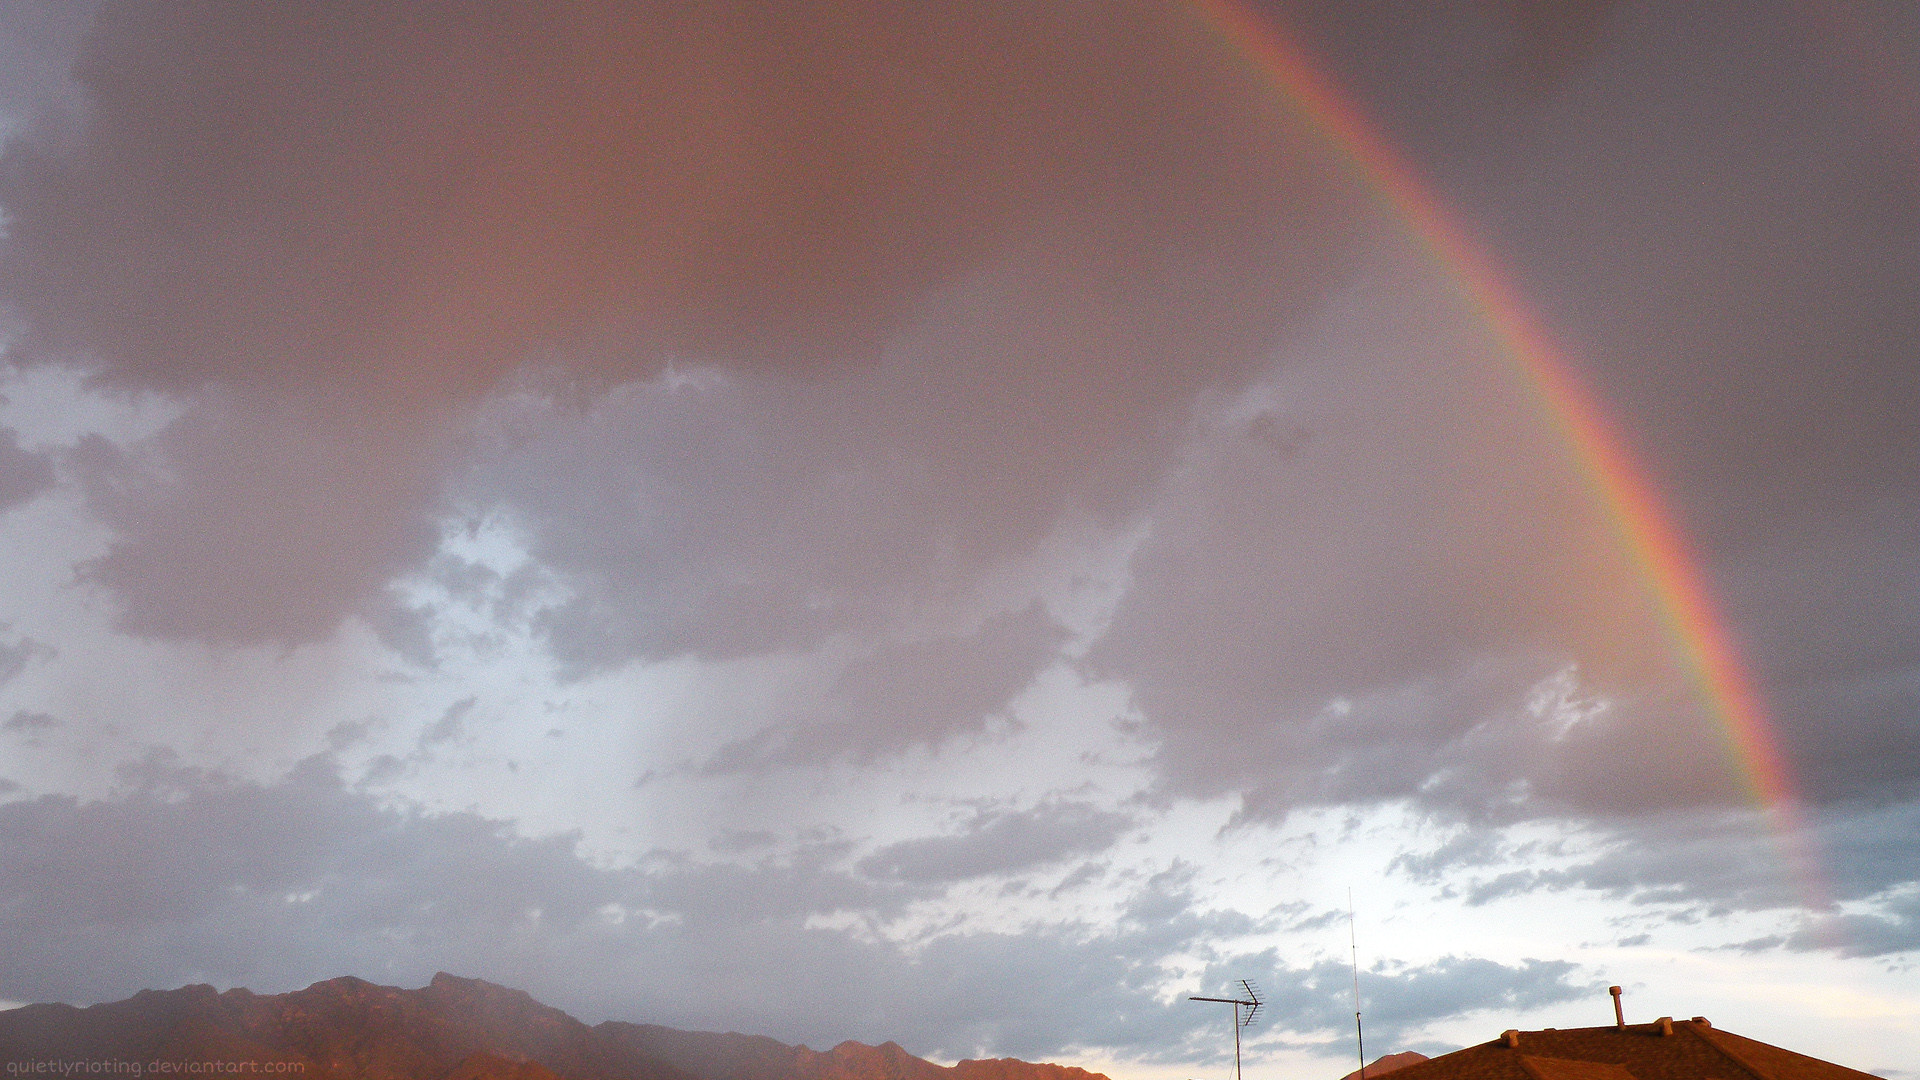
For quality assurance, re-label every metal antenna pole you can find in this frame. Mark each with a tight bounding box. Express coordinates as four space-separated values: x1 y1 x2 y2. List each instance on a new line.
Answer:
1233 1001 1242 1080
1349 890 1366 1080
1191 981 1260 1080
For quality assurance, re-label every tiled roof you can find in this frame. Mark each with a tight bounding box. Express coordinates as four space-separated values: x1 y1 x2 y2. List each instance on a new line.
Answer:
1377 1019 1880 1080
1516 1057 1636 1080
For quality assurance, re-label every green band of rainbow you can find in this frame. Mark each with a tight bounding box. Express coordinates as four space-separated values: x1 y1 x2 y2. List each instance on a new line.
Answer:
1187 0 1827 911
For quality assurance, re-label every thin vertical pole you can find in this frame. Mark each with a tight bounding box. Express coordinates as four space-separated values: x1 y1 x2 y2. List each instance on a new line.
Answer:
1233 1001 1242 1080
1349 890 1365 1080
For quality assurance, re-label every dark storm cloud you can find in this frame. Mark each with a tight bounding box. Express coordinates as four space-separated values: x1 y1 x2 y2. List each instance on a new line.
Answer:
1094 1 1919 825
0 752 622 1006
1783 889 1920 960
0 751 915 1019
1385 799 1920 957
1 2 1348 399
0 759 1594 1061
1361 956 1594 1031
1490 0 1624 92
643 843 919 930
1170 951 1594 1065
1328 0 1920 811
1092 268 1742 825
3 710 55 732
421 697 477 748
1494 0 1920 809
0 0 95 134
1245 955 1592 1049
857 800 1134 885
466 256 1318 674
694 605 1069 771
1724 533 1919 806
64 397 444 646
0 0 1362 647
0 427 54 510
1386 830 1509 882
817 606 1067 758
0 623 51 686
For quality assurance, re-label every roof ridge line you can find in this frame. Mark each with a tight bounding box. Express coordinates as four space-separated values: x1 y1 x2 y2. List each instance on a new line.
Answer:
1685 1023 1774 1080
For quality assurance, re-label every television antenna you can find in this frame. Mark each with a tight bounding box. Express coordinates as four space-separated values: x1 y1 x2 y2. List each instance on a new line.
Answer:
1190 979 1261 1080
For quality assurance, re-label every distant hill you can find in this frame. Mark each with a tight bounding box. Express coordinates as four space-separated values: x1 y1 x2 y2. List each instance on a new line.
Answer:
0 973 1112 1080
1335 1051 1428 1080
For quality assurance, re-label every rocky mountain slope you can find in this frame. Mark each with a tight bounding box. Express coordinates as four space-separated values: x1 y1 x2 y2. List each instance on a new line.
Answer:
0 974 1112 1080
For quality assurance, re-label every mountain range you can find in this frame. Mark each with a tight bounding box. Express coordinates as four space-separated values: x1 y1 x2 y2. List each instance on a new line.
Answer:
0 973 1120 1080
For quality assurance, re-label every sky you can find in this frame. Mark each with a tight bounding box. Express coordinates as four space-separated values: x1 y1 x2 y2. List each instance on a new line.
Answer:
0 1 1913 1077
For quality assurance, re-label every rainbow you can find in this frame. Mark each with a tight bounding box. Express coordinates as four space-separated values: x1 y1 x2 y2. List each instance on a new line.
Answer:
1185 0 1828 911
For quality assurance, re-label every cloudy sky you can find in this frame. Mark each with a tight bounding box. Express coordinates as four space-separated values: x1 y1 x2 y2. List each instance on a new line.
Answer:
0 1 1913 1076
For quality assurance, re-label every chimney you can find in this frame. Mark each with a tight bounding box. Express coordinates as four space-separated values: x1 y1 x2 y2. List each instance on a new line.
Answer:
1657 1017 1673 1037
1609 986 1623 1030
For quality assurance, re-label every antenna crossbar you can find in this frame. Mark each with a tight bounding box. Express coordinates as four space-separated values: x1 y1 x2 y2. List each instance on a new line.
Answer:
1190 981 1262 1080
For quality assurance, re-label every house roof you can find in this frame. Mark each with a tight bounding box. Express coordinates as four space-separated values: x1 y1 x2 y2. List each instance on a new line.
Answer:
1378 1018 1881 1080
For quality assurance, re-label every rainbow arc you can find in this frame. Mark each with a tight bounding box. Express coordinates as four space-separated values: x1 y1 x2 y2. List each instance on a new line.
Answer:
1186 0 1828 913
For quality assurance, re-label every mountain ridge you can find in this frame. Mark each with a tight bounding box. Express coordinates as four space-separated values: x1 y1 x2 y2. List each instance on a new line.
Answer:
0 974 1112 1080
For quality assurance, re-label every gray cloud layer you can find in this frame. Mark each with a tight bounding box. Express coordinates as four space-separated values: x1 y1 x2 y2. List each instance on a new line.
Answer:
1385 798 1920 958
0 760 1593 1060
0 0 1361 647
858 800 1134 885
